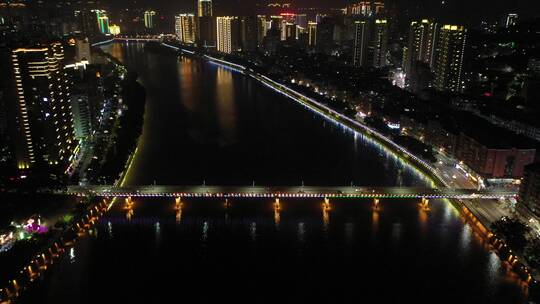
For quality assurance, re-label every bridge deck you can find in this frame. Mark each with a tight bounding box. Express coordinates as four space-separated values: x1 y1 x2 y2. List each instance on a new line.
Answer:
66 185 517 199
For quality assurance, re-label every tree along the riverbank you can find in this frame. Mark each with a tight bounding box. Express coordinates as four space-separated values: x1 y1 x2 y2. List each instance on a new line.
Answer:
491 217 530 251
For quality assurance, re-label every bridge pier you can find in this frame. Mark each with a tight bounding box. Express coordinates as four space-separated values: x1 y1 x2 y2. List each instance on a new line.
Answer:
27 265 38 281
274 198 280 226
175 197 182 210
322 198 331 228
373 198 380 210
224 198 231 209
11 280 19 297
323 197 331 211
124 196 134 210
421 197 430 210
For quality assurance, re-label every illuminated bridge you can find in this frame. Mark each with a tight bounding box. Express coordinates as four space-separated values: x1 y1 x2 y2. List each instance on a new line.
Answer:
65 185 517 200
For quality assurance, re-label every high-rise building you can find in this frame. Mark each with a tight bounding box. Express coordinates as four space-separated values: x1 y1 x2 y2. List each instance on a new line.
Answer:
75 38 91 64
520 163 540 216
197 0 215 47
0 1 29 31
144 10 156 29
175 14 197 44
404 19 438 75
348 1 372 16
281 22 295 41
240 16 258 52
316 16 334 53
505 13 519 28
373 1 385 15
9 43 75 169
91 10 109 34
308 22 317 46
433 25 467 92
198 0 213 17
270 15 283 31
70 93 91 141
99 16 110 34
347 1 384 16
372 19 388 68
75 10 99 37
216 16 239 54
353 20 370 67
295 14 307 28
257 15 269 48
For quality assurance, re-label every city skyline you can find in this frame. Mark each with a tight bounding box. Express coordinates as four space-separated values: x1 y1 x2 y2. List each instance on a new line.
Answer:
102 0 540 24
1 0 540 303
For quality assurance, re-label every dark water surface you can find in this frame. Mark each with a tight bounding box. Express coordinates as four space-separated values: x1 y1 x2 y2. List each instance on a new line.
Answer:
19 42 528 303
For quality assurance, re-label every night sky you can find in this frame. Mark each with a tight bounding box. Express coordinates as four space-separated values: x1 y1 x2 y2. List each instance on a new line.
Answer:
109 0 539 25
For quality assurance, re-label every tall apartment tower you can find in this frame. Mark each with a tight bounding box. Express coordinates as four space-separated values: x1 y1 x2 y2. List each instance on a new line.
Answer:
257 15 269 48
347 1 385 16
197 0 215 47
198 0 213 17
216 16 239 54
75 10 99 37
404 19 438 75
308 22 317 46
75 37 92 64
93 10 109 34
144 10 156 29
240 16 258 52
372 19 388 68
433 25 467 92
505 13 519 28
353 20 370 67
175 14 197 44
10 43 75 170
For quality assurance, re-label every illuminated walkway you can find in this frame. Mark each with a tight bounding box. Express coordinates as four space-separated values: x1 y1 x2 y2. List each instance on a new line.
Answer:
66 185 516 199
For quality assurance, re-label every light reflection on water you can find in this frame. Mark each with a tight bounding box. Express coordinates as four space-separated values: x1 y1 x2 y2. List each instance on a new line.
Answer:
19 198 530 304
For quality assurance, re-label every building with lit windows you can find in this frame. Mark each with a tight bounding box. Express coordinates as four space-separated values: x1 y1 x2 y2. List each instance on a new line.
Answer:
348 1 372 16
144 10 156 29
295 14 307 28
216 16 239 54
308 22 317 46
403 19 438 75
91 10 109 34
70 93 90 141
315 16 334 53
372 19 388 68
198 0 213 17
240 16 258 52
281 22 296 41
197 0 215 47
75 10 99 37
353 20 369 67
269 15 283 31
433 25 467 92
347 1 384 16
75 38 91 64
9 43 75 170
505 13 518 28
257 15 269 47
175 14 197 44
373 1 385 14
520 163 540 216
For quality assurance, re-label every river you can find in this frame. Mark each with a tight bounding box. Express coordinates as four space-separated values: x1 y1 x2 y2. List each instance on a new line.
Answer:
19 42 528 303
